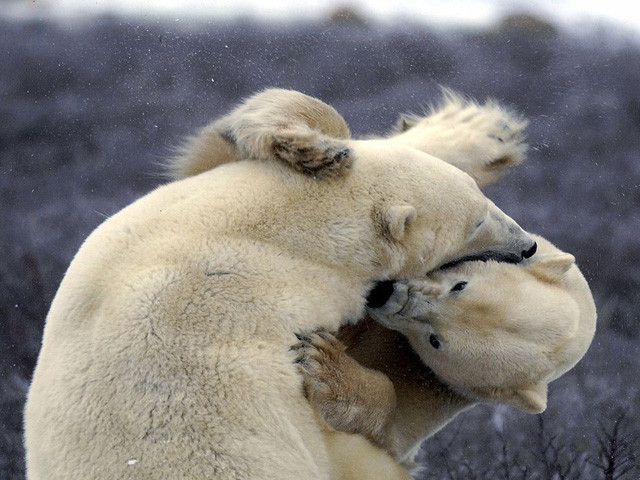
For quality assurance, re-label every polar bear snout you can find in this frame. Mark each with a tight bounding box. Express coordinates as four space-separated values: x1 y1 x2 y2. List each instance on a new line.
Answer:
366 280 411 316
492 204 538 263
366 280 396 309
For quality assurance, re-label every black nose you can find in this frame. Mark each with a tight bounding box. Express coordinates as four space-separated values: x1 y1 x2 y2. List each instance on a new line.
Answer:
522 242 537 259
366 280 395 309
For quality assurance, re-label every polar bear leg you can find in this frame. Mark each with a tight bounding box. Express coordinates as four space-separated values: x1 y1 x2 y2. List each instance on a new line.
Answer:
293 332 396 445
272 127 351 178
168 89 352 180
220 89 352 178
325 430 411 480
389 90 528 187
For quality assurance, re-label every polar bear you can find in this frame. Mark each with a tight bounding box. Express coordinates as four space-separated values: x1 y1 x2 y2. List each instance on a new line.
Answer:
24 91 536 479
292 94 596 469
296 235 596 466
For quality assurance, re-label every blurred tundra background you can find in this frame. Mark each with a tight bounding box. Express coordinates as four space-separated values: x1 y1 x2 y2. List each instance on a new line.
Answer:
1 0 639 478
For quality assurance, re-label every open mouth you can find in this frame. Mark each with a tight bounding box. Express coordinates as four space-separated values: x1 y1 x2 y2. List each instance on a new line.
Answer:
366 243 537 310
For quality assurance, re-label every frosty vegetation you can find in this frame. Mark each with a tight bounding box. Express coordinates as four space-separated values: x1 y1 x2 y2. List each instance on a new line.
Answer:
1 14 638 479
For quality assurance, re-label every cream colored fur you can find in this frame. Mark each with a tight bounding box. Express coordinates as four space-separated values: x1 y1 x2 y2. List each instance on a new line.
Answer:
389 89 528 187
167 89 527 189
295 95 596 470
24 90 536 479
371 235 596 414
168 88 351 179
299 234 596 467
324 427 411 480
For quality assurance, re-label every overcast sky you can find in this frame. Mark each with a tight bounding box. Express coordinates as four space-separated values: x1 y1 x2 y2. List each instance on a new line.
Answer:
4 0 640 37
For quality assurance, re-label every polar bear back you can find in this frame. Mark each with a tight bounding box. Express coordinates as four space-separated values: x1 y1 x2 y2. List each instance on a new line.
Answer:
25 140 533 479
26 160 372 479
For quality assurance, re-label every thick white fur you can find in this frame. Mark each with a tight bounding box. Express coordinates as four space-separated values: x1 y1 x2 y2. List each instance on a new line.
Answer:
359 235 596 464
389 89 528 187
168 89 351 180
300 238 596 470
299 233 597 469
24 89 536 480
398 234 597 408
167 89 527 189
291 92 595 470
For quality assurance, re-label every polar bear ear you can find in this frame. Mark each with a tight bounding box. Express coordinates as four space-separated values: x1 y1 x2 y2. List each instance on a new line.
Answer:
527 253 575 283
508 383 548 413
473 383 548 413
385 205 417 240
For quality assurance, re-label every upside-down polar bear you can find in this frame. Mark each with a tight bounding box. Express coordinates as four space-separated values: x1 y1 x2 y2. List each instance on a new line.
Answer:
296 232 596 473
24 90 537 480
271 90 595 472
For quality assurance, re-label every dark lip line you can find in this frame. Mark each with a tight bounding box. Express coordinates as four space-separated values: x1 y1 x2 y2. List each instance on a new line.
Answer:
436 251 522 271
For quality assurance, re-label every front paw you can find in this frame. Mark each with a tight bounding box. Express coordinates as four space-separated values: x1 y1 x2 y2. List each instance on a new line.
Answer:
292 331 346 399
367 278 440 331
440 96 528 186
291 332 365 430
291 331 397 439
474 103 528 177
393 91 528 187
272 128 352 178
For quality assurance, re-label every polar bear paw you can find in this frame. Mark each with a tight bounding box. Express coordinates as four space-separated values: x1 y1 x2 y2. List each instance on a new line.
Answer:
292 331 350 403
367 279 437 331
272 128 352 179
292 331 396 438
392 90 529 187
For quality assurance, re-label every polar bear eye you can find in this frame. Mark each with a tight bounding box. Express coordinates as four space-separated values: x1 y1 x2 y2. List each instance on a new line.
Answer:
429 334 441 350
471 211 487 233
450 281 468 293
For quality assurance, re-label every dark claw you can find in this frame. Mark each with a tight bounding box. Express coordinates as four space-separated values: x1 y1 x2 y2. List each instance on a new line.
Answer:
333 148 349 160
294 332 311 342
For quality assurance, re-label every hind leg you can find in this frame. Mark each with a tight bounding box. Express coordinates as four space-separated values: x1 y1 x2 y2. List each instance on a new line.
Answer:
271 127 351 178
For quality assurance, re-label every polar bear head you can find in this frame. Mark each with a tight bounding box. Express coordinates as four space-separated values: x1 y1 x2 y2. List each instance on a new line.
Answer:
164 87 538 298
341 139 537 281
367 236 596 413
